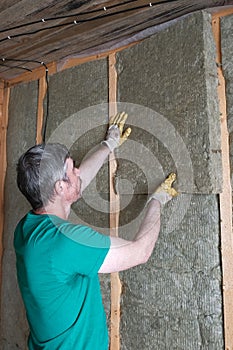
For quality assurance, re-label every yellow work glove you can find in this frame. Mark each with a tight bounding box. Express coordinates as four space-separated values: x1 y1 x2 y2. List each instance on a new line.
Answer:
102 112 132 152
148 173 178 205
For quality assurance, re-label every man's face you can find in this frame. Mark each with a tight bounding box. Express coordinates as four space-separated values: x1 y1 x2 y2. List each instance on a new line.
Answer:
63 157 82 204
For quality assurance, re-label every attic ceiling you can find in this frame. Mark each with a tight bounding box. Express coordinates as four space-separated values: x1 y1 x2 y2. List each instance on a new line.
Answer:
0 0 233 81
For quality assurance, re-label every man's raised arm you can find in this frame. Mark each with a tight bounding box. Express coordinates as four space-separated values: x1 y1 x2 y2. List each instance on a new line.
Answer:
99 173 178 273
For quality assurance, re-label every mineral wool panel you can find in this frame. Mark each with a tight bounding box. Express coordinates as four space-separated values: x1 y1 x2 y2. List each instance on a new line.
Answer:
120 194 223 350
46 59 110 223
116 11 222 194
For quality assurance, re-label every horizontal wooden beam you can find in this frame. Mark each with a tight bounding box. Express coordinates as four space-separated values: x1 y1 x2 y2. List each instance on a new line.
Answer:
58 41 137 71
5 62 57 87
211 5 233 20
6 41 138 86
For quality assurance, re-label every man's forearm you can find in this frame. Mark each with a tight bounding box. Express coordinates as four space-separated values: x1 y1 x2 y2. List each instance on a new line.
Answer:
79 144 111 192
99 199 161 273
132 199 161 263
134 199 161 241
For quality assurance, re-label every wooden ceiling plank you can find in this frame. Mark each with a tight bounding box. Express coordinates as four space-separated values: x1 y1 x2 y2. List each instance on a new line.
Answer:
1 0 233 80
0 2 188 62
0 0 131 30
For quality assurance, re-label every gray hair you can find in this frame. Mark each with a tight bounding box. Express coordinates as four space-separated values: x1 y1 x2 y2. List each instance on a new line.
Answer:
17 143 70 210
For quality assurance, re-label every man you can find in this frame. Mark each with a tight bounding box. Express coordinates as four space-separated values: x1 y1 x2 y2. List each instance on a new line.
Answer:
14 112 177 349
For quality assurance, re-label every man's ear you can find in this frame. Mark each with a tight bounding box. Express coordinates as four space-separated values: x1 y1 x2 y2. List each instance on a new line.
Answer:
55 180 64 195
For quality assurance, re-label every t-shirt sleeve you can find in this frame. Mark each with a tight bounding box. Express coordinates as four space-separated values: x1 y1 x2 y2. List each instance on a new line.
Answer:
52 221 110 277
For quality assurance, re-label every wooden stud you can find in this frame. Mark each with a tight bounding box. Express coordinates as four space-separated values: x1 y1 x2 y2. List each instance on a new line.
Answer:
36 75 47 144
0 81 10 292
109 53 122 350
212 16 233 350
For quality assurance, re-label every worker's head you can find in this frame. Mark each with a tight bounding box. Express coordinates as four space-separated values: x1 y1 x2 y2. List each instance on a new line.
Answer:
17 143 71 210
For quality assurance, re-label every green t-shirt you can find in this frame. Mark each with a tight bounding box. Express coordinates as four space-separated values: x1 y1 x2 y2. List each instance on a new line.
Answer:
14 211 110 350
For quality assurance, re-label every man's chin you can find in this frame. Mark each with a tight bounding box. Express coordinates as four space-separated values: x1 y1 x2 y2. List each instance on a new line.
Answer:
73 192 82 203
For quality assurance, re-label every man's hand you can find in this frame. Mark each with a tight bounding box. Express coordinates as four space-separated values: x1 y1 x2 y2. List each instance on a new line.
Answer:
102 112 132 152
148 173 178 205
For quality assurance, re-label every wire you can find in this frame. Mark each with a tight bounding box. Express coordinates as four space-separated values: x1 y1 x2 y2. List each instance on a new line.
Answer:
0 0 176 34
0 0 181 44
0 0 138 33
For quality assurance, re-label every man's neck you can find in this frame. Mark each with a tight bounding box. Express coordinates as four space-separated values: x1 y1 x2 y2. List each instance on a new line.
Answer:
34 200 71 220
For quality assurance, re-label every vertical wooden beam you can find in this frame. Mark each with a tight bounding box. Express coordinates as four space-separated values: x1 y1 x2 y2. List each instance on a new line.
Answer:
0 81 10 291
109 53 122 350
212 16 233 350
36 76 47 144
